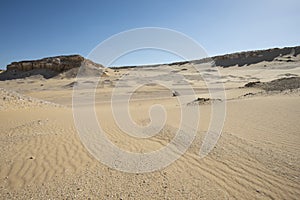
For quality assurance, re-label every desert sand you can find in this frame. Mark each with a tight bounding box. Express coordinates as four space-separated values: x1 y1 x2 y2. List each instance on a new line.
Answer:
0 50 300 199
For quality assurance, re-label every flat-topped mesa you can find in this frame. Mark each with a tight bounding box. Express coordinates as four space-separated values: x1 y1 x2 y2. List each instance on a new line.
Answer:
7 55 86 72
0 55 104 80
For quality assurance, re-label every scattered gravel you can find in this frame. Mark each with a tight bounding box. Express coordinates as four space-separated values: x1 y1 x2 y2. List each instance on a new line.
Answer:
0 88 63 110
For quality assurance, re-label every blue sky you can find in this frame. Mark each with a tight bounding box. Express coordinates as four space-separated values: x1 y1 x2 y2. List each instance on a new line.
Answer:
1 0 299 69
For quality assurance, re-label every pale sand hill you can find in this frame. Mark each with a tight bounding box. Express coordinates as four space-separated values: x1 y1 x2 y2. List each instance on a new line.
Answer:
0 56 300 199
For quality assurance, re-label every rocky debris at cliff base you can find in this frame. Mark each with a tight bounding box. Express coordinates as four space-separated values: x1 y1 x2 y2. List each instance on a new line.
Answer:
244 77 300 91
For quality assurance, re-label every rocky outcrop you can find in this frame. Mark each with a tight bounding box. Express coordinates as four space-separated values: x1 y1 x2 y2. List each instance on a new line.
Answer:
0 55 103 80
7 55 85 72
210 46 300 67
244 77 300 91
118 46 300 69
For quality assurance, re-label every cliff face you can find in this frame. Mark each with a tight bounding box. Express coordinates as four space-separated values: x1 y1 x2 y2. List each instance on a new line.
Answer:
148 46 300 68
6 55 85 72
1 55 103 80
211 46 300 67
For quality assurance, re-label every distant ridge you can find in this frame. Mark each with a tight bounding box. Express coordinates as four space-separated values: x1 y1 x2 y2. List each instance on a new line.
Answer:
111 45 300 69
210 46 300 67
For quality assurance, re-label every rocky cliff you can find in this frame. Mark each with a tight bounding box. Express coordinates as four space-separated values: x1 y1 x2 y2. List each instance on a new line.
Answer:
210 46 300 67
117 46 300 69
7 55 85 72
0 55 103 80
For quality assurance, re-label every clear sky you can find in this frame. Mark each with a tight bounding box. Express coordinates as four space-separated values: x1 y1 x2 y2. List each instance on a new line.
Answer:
1 0 299 69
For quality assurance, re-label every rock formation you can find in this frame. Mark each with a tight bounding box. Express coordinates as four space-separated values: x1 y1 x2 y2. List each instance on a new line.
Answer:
8 55 86 72
0 55 103 80
244 77 300 91
113 46 300 69
210 46 300 67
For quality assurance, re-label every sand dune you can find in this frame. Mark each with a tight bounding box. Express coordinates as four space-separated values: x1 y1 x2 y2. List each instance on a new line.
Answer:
0 49 300 199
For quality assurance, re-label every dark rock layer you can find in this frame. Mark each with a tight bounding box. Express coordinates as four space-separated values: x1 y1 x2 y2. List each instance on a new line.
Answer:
244 77 300 91
113 46 300 69
211 46 300 67
7 55 84 72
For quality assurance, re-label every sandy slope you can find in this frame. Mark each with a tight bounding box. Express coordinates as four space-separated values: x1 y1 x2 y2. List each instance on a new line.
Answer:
0 60 300 199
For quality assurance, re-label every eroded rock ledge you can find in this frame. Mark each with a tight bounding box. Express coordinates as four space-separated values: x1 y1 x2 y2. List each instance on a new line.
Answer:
7 55 85 72
1 55 103 80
